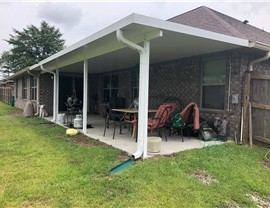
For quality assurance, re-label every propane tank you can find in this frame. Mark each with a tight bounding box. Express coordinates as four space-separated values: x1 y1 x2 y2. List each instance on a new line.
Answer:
74 114 83 129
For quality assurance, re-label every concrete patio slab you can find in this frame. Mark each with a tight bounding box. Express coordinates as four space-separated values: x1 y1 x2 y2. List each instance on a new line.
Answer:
48 114 225 157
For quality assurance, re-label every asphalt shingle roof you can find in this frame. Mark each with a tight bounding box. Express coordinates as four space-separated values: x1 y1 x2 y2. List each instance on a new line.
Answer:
168 6 270 45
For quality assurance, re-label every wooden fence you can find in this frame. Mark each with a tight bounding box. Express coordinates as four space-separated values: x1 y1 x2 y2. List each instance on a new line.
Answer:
0 87 12 105
243 73 270 146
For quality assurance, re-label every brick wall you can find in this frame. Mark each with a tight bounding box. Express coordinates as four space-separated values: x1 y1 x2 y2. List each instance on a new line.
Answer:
149 58 201 109
39 73 53 115
94 51 257 140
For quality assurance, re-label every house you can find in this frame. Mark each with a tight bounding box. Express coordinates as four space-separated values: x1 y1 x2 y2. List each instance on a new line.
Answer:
7 6 270 158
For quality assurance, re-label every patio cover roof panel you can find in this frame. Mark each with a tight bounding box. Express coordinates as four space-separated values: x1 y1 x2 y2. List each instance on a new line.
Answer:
30 13 251 74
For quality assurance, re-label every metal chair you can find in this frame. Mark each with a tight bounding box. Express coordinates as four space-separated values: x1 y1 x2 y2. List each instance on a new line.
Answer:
99 101 124 139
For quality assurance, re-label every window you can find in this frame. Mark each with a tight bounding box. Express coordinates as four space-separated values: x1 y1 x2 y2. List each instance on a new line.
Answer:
15 79 18 98
22 77 27 99
201 58 226 110
30 76 37 100
103 74 118 101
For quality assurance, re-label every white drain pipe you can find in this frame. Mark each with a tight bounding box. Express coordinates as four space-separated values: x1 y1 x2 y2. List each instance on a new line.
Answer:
248 51 270 71
116 29 150 159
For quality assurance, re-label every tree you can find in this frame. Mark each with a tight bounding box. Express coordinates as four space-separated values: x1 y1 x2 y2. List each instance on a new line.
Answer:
1 21 65 74
0 51 13 79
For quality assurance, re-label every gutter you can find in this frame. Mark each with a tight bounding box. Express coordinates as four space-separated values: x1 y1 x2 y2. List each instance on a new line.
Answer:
27 69 40 115
248 41 270 71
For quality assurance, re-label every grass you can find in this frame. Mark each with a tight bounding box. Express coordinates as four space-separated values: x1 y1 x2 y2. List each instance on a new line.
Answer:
0 101 270 207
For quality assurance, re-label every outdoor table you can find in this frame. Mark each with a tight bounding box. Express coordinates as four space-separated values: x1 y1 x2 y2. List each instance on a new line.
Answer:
112 108 157 139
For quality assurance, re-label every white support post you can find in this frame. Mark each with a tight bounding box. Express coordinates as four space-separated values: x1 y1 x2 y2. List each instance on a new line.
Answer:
83 60 88 134
55 69 59 123
137 40 150 159
52 72 57 122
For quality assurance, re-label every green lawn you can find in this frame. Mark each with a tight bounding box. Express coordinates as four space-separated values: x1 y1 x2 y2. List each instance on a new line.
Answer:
0 102 270 208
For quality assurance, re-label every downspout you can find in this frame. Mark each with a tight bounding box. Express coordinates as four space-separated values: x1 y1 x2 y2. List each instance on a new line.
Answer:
27 69 40 115
40 64 57 123
227 54 232 112
248 51 270 71
116 29 148 160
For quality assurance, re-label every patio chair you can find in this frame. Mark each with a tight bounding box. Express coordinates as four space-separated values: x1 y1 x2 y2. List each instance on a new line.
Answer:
100 97 126 139
147 103 175 141
169 102 200 142
163 96 184 112
99 103 124 139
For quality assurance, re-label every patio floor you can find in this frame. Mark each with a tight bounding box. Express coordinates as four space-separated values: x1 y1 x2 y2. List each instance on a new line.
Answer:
49 114 224 157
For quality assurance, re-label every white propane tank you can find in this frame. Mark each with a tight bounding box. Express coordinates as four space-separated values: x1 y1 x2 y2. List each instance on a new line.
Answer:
74 114 83 129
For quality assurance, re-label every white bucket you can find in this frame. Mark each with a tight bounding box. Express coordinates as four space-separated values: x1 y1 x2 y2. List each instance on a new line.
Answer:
58 113 66 124
147 137 161 153
74 114 83 129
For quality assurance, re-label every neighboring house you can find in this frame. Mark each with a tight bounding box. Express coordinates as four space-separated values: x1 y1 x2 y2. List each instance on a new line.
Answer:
7 6 270 156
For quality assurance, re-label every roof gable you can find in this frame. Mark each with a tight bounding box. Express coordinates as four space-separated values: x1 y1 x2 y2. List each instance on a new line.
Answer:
168 6 270 45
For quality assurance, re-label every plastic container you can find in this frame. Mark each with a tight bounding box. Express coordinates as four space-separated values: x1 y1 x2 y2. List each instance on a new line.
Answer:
11 96 15 107
66 128 78 136
147 137 161 153
74 114 83 129
57 113 66 124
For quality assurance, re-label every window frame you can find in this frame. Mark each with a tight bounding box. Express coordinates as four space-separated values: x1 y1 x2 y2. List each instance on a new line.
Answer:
103 74 119 102
22 77 27 99
200 56 227 111
30 76 37 101
15 79 18 98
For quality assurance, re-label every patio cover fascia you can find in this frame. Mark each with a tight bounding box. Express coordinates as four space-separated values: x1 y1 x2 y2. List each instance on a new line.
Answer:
29 13 265 159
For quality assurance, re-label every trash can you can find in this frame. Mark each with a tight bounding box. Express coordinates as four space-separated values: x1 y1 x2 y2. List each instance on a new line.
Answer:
147 137 161 153
11 96 15 107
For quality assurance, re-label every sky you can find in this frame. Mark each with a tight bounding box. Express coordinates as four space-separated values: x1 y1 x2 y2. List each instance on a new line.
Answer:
1 0 270 79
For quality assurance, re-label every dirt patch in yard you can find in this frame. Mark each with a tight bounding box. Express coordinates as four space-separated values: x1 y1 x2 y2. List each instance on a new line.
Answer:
67 133 111 148
246 193 270 208
11 108 23 116
191 170 218 185
66 133 129 160
262 160 270 169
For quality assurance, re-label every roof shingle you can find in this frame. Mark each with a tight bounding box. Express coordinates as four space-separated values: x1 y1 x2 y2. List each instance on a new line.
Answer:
168 6 270 45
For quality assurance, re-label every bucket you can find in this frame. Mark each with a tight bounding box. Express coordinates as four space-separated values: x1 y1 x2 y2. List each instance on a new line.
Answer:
147 137 161 153
57 113 66 124
74 114 83 129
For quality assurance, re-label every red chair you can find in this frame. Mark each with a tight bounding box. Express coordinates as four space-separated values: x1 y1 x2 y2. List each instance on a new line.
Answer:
147 103 175 140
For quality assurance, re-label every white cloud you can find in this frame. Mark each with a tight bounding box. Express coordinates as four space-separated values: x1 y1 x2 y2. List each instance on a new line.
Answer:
38 2 83 29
